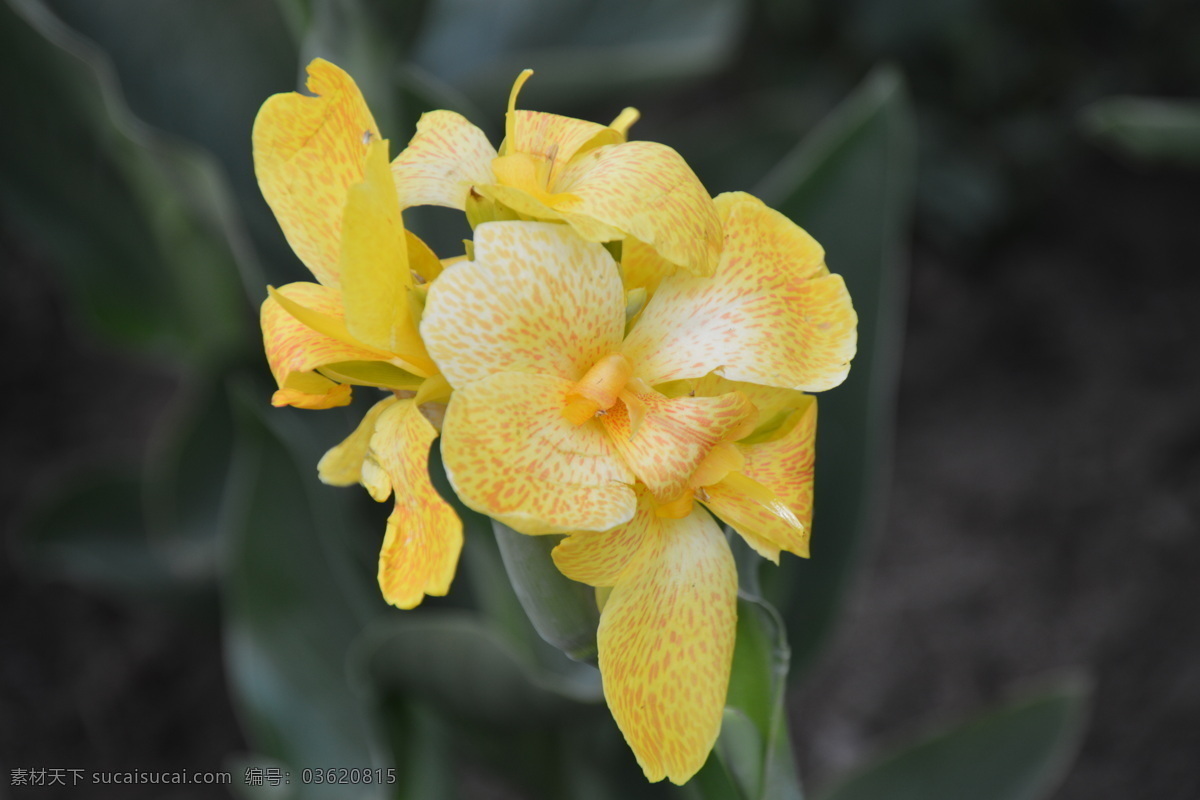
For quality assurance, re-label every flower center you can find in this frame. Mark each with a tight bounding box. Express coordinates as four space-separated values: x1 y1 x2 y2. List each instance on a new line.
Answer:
562 353 633 425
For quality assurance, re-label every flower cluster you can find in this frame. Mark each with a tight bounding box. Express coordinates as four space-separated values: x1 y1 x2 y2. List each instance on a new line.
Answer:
254 59 857 784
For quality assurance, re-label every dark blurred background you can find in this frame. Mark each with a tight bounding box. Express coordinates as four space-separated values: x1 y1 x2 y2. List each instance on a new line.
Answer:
2 0 1199 798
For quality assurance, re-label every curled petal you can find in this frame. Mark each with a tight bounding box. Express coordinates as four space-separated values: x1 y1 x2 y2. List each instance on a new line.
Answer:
598 502 737 785
317 396 399 487
261 282 386 400
422 222 625 387
440 371 636 535
253 59 377 287
372 399 463 609
511 109 619 179
554 141 722 277
391 110 497 210
601 390 758 503
703 395 817 558
621 192 857 390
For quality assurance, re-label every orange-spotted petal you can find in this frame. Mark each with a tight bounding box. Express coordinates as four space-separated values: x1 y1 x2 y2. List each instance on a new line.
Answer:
253 58 377 287
621 191 857 390
440 371 636 535
261 282 386 396
598 500 737 785
421 222 625 387
510 109 620 181
371 399 463 608
390 110 497 210
553 140 722 277
551 509 653 587
600 389 758 503
702 395 817 559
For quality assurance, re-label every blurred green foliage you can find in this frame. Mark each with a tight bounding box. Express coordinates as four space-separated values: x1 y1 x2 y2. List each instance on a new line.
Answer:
4 0 1159 795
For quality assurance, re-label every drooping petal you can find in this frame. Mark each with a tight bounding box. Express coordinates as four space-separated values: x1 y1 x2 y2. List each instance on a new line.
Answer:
621 192 857 390
271 373 352 410
390 110 498 210
253 59 377 287
553 141 722 277
440 371 636 535
551 506 653 587
702 395 817 559
261 282 387 400
371 399 463 609
598 502 738 785
421 222 626 387
317 395 399 486
601 389 758 503
339 138 428 368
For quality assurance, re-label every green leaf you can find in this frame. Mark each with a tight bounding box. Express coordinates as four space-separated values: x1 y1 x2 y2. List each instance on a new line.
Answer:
754 66 916 675
351 612 600 730
492 520 602 663
2 0 260 364
222 387 388 799
813 679 1091 800
1080 97 1200 167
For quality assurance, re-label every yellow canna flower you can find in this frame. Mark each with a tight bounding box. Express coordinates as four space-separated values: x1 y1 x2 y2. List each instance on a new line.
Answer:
253 59 461 609
391 70 722 278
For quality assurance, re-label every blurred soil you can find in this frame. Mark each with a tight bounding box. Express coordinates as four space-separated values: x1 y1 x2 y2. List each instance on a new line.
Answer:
2 152 1200 799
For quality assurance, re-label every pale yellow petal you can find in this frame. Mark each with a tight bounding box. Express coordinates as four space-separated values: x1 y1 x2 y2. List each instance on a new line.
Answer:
621 236 679 298
372 399 463 608
598 502 737 785
702 396 817 558
666 375 810 442
440 371 636 535
421 222 625 387
601 389 758 503
553 140 722 277
253 58 377 287
339 138 426 366
511 109 619 181
390 110 497 210
621 192 857 390
474 183 626 243
551 508 653 587
317 396 399 486
261 282 384 391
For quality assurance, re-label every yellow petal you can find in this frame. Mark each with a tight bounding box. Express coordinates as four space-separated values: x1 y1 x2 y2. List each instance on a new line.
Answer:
621 192 857 390
551 506 653 587
267 285 434 377
421 222 625 387
317 396 399 486
271 375 352 410
253 59 377 287
372 399 463 608
406 230 443 283
600 389 758 503
598 501 737 785
621 236 679 298
261 282 385 392
473 183 626 243
511 109 620 183
553 141 722 277
702 395 817 558
440 371 636 535
390 110 498 210
339 138 426 360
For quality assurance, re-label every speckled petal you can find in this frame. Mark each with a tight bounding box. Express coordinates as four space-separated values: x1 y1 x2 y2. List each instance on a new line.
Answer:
253 59 377 287
391 110 497 210
703 396 817 559
373 399 463 609
441 371 636 535
261 282 386 400
553 141 721 277
551 509 653 587
621 192 857 390
598 501 737 785
601 390 758 503
421 222 625 387
511 109 619 177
